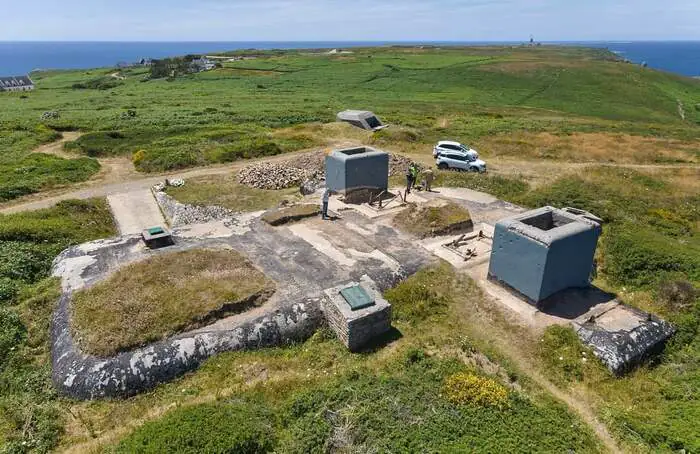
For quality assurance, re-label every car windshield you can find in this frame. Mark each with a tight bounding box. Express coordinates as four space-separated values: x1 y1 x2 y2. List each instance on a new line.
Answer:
460 145 470 152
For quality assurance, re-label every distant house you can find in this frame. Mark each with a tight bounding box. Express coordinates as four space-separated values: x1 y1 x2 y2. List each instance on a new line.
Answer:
191 57 217 72
0 75 34 92
139 58 153 66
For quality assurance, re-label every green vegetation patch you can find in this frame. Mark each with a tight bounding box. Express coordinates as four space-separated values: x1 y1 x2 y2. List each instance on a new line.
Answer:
115 401 275 454
165 173 301 212
0 154 100 202
71 249 275 356
116 356 600 454
0 199 115 452
435 171 530 201
393 201 473 238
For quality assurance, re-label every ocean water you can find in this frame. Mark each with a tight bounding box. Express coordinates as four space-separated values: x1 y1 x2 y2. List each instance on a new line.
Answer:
0 41 698 78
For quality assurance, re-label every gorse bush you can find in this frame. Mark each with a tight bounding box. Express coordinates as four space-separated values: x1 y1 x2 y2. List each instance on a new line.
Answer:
115 402 275 454
442 372 509 409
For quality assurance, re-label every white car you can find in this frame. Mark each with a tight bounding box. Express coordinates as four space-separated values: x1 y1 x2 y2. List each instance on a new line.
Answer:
433 141 479 160
436 150 487 173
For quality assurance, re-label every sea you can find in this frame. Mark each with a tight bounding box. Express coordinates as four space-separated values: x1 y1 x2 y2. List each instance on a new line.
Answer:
0 41 699 78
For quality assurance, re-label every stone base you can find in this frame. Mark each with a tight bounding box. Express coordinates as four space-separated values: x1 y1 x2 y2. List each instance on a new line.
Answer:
322 276 392 352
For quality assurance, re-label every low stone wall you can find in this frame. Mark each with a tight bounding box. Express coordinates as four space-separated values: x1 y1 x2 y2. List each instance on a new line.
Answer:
52 294 324 399
153 188 237 227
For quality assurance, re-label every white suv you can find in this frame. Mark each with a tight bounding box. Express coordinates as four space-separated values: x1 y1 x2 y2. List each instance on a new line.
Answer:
433 141 479 160
436 151 487 173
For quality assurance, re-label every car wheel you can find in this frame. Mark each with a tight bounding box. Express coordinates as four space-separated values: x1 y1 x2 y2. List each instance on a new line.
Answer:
438 163 448 170
469 167 479 173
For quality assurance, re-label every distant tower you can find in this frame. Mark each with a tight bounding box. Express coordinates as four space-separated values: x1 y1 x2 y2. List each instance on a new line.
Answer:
530 35 535 46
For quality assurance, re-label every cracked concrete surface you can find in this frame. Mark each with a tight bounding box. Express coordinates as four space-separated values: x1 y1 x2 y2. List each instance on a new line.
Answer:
51 207 435 399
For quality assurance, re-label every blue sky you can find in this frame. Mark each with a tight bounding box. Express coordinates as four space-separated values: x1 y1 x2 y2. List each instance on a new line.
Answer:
1 0 699 41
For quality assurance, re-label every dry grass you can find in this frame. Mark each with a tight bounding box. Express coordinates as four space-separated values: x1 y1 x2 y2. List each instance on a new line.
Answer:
166 173 301 212
261 204 320 226
479 132 699 164
71 249 274 357
393 202 473 238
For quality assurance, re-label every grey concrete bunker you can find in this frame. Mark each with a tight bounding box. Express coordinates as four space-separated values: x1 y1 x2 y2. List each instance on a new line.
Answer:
488 206 602 305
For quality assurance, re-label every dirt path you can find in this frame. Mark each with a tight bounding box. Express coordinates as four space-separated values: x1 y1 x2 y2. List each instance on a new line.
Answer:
31 131 83 158
6 134 699 216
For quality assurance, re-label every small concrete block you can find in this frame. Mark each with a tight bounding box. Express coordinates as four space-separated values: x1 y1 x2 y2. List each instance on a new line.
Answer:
322 276 392 352
141 226 174 249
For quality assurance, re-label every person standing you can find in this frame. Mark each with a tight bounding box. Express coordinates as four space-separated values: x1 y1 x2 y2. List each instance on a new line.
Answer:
321 188 332 220
405 164 415 197
423 166 435 192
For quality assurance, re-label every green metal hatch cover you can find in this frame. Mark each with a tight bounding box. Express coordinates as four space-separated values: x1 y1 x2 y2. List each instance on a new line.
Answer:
148 226 165 235
340 285 375 311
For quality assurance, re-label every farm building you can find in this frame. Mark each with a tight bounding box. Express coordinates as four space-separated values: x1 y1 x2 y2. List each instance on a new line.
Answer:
0 75 34 92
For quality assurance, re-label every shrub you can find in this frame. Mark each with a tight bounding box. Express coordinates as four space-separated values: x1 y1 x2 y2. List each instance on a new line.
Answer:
115 402 275 454
434 171 529 202
384 266 451 323
0 277 19 304
538 325 602 383
0 154 100 202
442 372 509 408
132 149 145 166
602 223 700 288
71 77 121 90
657 280 698 312
0 242 54 283
0 308 26 363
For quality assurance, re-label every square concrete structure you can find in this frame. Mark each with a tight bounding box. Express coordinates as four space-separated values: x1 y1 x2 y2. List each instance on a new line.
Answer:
325 147 389 194
141 226 174 249
488 206 602 304
337 110 388 131
322 277 392 352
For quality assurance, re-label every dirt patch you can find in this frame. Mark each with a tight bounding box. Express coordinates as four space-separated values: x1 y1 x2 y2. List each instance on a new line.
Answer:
393 202 473 238
71 249 275 357
480 132 699 164
262 204 320 226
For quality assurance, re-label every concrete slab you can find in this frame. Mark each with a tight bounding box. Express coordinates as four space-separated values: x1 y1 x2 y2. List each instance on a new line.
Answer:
418 224 494 269
107 190 166 235
433 187 499 205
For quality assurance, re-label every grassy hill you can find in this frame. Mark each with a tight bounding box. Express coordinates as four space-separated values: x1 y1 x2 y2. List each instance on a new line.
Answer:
0 46 698 200
0 46 699 453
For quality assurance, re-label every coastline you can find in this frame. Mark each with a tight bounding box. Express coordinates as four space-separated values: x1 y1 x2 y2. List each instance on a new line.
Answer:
0 41 699 78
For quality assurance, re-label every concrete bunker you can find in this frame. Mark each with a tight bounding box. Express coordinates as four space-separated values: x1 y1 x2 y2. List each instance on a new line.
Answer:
337 110 388 131
326 147 389 203
488 206 602 305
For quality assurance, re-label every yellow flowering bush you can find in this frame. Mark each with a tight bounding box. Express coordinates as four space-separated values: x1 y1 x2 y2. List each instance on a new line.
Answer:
442 372 509 409
132 149 146 167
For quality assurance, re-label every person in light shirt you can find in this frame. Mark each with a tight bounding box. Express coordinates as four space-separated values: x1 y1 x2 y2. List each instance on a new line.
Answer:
321 188 333 220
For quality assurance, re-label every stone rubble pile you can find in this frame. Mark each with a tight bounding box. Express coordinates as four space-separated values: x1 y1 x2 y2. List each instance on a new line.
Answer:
238 151 326 190
239 150 419 190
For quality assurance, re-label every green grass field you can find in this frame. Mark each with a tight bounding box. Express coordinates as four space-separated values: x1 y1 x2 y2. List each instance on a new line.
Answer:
1 46 698 202
1 45 699 453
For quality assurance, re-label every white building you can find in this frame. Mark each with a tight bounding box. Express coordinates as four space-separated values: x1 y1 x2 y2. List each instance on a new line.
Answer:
0 75 34 92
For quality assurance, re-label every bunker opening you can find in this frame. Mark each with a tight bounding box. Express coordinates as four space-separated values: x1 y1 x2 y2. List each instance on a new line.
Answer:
520 211 575 231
